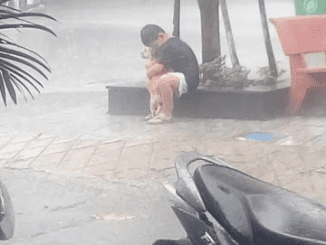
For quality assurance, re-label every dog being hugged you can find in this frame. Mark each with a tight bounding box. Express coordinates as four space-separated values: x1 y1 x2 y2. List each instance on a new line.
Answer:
141 46 165 120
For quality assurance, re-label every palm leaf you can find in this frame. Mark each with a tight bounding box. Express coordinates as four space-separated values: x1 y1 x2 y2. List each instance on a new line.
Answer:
0 4 56 105
12 73 41 96
0 56 46 106
0 38 50 66
2 69 16 104
1 12 57 22
0 24 56 37
0 60 44 87
0 72 6 105
11 73 34 100
11 77 27 102
0 53 49 78
0 46 51 71
0 8 56 19
11 71 41 95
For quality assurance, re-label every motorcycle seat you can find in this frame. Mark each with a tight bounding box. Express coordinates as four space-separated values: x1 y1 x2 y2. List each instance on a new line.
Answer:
194 164 326 245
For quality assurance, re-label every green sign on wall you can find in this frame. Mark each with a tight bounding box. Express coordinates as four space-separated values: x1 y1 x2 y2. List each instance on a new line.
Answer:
295 0 326 15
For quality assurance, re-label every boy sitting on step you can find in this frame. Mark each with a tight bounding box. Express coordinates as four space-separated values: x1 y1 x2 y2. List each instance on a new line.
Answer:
140 24 199 124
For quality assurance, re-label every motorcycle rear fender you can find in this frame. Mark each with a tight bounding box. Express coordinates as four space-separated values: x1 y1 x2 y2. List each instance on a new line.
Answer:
172 206 221 245
174 152 230 212
165 183 237 245
164 182 198 217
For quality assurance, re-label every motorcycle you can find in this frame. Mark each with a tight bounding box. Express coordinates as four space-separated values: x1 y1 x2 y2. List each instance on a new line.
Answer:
0 181 14 240
153 152 326 245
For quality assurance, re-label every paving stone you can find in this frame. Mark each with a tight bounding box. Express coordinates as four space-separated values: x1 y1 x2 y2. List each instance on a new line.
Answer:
5 159 32 169
281 123 313 145
0 135 15 149
88 140 125 167
0 131 16 137
42 141 75 155
280 173 315 199
192 138 208 153
0 142 28 154
125 139 154 147
10 132 40 143
237 157 277 184
2 89 326 191
37 133 57 140
30 152 66 170
84 163 116 178
200 140 241 165
310 134 326 146
101 171 117 181
0 151 19 162
118 142 153 171
27 138 54 149
300 148 326 170
59 147 96 171
275 136 294 146
268 146 305 174
101 138 125 144
115 169 149 180
233 141 268 162
150 141 175 170
72 139 99 150
172 138 197 153
309 172 326 205
14 147 45 161
147 168 176 181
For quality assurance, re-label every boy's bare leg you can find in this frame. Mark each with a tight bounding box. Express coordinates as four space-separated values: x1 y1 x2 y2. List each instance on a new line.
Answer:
158 75 180 118
148 75 180 124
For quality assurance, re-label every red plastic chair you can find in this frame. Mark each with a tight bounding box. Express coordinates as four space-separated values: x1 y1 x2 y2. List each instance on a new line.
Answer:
270 15 326 115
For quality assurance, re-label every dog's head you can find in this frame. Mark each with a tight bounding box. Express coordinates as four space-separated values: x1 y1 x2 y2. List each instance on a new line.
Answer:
140 46 151 59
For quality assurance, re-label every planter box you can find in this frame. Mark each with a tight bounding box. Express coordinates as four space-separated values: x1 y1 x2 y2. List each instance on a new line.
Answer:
106 82 291 120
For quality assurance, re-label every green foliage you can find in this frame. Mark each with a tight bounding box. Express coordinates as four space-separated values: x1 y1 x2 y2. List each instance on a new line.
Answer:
0 3 56 105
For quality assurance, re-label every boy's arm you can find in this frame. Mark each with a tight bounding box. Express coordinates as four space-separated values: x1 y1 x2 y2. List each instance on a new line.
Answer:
147 61 165 79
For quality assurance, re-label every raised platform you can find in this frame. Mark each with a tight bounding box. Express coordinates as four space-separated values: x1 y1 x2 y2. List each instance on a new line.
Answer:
106 82 291 120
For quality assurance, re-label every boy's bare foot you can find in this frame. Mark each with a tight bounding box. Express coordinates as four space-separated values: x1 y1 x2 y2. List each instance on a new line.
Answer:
147 113 172 124
145 114 154 120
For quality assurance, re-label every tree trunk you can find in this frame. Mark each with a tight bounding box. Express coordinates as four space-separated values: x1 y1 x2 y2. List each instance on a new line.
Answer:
198 0 220 63
258 0 277 77
173 0 180 38
220 0 240 68
198 0 221 83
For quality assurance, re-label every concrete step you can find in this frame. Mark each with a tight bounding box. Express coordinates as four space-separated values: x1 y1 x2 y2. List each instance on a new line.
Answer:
106 84 290 120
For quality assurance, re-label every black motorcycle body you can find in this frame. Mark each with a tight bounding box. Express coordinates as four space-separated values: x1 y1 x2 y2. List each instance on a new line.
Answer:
0 181 14 240
153 152 326 245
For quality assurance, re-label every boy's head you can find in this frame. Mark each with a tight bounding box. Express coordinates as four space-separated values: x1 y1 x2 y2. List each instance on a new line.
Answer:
140 24 165 47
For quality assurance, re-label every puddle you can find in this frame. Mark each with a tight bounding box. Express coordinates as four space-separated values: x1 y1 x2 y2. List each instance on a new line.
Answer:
95 212 136 221
239 132 275 142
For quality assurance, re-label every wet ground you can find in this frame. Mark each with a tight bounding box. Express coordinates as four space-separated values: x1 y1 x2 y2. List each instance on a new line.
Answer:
1 1 325 244
0 168 185 245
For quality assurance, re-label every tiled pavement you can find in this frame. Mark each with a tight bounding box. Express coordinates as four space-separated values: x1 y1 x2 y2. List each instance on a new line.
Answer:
1 91 326 205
